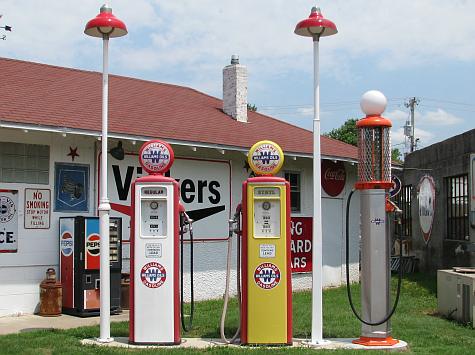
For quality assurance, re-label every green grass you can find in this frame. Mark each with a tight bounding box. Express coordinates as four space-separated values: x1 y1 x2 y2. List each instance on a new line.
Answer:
0 273 474 354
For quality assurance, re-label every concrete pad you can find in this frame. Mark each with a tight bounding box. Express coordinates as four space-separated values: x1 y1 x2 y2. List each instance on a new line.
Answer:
81 337 408 351
0 311 129 335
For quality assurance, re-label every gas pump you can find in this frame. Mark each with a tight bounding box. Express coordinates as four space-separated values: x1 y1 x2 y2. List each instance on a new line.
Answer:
345 91 404 347
221 140 292 345
129 140 194 345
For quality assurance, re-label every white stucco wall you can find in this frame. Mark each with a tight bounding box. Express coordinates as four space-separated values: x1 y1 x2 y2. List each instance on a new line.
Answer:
0 129 96 316
0 130 360 315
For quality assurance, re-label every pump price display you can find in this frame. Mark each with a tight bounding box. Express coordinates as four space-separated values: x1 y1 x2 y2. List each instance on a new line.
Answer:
141 198 167 237
253 187 280 238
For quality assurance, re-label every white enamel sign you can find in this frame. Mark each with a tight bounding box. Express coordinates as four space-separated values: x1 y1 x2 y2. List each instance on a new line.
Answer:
0 190 18 252
24 189 51 229
418 175 435 244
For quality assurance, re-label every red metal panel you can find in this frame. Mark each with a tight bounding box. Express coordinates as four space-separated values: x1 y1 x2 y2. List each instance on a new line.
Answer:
60 220 74 309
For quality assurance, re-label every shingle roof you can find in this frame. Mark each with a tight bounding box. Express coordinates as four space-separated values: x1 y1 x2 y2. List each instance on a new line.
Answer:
0 57 357 159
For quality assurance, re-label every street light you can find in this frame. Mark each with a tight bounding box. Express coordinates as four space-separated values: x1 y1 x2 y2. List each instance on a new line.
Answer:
84 4 127 343
294 6 337 345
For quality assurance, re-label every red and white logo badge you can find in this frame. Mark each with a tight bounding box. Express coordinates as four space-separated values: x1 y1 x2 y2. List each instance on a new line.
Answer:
140 262 167 288
86 234 100 256
60 232 73 257
139 140 174 174
254 262 281 290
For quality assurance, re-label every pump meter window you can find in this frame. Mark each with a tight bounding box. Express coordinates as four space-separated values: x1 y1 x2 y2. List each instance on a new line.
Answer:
253 187 281 238
140 187 167 238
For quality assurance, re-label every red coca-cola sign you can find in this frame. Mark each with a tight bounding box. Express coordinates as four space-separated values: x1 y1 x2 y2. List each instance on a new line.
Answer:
321 160 346 197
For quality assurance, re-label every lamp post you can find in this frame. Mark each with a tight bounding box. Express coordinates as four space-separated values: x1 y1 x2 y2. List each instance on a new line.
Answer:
84 4 127 343
294 6 337 345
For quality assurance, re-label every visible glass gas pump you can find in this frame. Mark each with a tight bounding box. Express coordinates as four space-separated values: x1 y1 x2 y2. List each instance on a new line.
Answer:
221 140 292 346
345 91 404 347
129 140 194 345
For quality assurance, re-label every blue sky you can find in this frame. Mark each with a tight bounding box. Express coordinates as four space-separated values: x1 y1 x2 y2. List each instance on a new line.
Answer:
1 0 474 154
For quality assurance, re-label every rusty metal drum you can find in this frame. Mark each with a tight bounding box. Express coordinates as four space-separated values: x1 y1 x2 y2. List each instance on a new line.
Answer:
39 268 62 316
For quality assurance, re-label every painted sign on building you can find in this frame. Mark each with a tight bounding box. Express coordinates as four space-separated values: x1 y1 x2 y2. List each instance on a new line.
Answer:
290 217 312 273
24 188 51 229
418 175 436 244
102 153 231 241
0 190 18 253
321 160 346 197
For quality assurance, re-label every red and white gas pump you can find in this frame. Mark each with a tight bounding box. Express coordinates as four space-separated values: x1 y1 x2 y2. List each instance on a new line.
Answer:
345 91 405 348
129 140 194 345
221 140 292 346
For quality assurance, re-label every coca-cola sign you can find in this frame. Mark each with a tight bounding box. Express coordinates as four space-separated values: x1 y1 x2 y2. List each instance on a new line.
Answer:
321 160 346 197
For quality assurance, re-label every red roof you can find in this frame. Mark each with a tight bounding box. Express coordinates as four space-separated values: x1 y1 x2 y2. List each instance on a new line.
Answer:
0 57 357 160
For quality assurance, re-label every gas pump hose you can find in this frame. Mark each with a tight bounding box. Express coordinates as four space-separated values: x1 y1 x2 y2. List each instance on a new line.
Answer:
220 210 242 344
345 189 403 326
180 213 194 332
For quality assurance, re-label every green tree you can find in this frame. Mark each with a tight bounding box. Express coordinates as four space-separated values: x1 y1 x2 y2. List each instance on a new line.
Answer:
324 118 358 146
392 147 403 164
247 103 257 112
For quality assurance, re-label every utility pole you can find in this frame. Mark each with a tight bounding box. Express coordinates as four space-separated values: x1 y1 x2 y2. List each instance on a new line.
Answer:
404 97 419 153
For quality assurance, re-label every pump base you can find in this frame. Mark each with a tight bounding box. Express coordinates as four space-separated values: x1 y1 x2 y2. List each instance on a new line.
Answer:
352 336 399 347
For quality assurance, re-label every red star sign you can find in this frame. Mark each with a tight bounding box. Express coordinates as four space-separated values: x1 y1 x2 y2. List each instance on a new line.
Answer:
67 146 79 161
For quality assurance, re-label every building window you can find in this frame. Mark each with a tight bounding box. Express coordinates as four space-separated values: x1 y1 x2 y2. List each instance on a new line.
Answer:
284 171 301 213
446 174 469 241
0 142 50 184
395 184 412 238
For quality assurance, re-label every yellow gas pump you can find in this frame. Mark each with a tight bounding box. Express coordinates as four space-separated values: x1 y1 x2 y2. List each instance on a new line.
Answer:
221 140 292 345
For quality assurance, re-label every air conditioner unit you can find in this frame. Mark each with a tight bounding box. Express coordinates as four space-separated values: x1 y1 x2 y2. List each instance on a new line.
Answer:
437 268 475 328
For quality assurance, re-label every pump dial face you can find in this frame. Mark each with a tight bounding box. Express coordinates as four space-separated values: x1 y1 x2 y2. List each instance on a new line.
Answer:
141 199 167 237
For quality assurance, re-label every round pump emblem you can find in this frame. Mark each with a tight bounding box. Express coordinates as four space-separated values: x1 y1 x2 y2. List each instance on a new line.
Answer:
61 232 74 257
141 262 167 288
248 140 284 176
139 140 175 174
254 262 281 290
86 234 100 256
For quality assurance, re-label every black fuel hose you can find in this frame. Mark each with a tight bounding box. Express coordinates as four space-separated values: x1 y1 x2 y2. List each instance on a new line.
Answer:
180 213 194 332
345 189 403 326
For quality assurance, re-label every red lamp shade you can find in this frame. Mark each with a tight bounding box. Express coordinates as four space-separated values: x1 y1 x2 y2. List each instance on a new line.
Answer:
84 4 127 38
294 7 337 37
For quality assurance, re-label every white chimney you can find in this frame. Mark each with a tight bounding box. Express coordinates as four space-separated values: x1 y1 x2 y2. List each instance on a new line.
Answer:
223 55 248 123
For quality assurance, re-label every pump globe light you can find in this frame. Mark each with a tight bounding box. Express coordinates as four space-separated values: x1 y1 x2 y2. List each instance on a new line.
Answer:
360 90 387 116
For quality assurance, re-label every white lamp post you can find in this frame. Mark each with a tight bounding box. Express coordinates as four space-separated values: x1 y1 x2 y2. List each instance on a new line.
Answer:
294 6 337 345
84 4 127 343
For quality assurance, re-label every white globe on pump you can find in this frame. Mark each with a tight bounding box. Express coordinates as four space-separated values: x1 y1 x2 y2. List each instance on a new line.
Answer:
360 90 387 116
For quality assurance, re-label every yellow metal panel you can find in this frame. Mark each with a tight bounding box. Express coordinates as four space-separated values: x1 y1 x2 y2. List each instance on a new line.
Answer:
247 183 288 344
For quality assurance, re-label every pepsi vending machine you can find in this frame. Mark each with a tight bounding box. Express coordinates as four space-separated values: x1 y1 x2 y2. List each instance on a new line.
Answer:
59 216 122 316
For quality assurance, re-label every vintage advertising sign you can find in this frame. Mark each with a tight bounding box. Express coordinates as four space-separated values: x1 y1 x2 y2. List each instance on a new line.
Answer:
85 218 100 270
321 160 346 197
248 140 284 176
139 140 174 174
418 175 436 244
102 154 231 241
24 189 51 229
54 163 89 212
390 175 402 198
290 217 312 273
0 190 18 253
